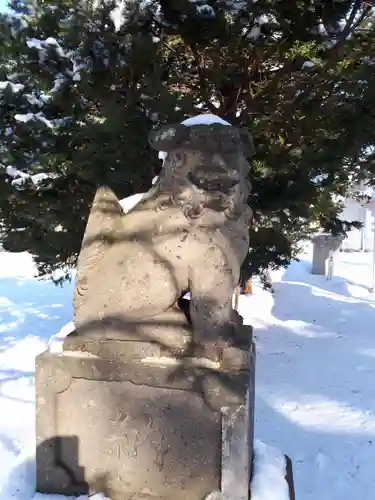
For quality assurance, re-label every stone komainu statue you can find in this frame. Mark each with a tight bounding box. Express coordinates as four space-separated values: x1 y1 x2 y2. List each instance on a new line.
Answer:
73 122 255 357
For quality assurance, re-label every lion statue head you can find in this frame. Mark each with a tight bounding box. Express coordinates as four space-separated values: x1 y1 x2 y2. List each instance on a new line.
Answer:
148 121 255 221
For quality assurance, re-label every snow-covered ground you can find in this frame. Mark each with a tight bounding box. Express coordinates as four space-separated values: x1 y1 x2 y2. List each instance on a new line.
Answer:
1 244 375 499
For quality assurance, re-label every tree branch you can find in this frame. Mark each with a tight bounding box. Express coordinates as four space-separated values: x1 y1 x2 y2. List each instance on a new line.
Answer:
326 0 371 60
189 43 218 114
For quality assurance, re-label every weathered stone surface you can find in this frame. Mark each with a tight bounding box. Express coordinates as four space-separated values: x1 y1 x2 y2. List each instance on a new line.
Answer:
311 233 344 275
64 306 253 369
36 120 257 500
221 382 255 500
35 337 255 500
73 123 254 356
64 305 192 356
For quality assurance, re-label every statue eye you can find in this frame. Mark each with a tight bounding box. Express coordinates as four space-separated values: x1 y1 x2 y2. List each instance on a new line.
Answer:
172 152 187 168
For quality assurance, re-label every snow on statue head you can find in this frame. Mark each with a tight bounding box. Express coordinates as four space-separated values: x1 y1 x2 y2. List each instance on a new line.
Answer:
73 114 255 361
157 114 235 164
149 114 254 221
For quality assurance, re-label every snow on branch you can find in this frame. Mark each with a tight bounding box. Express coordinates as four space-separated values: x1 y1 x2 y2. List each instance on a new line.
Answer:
0 81 24 93
5 166 58 190
14 112 54 129
26 36 86 90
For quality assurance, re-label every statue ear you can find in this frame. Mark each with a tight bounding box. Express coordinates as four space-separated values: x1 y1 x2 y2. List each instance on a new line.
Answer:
148 124 189 152
239 128 255 158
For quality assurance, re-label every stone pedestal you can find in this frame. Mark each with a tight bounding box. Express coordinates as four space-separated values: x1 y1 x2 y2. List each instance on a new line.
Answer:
311 234 344 275
35 310 255 500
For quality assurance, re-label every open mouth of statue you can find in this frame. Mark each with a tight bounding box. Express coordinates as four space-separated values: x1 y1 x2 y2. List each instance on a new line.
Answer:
188 168 239 193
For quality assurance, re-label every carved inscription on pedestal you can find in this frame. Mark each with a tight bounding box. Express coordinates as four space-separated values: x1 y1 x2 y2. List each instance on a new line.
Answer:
56 378 221 499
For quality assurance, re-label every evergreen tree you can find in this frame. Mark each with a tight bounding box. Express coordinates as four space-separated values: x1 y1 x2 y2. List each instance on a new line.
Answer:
0 0 374 283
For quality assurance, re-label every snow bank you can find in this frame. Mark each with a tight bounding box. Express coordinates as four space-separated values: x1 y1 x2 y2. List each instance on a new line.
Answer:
1 447 37 500
251 440 289 500
2 443 110 500
0 249 37 278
